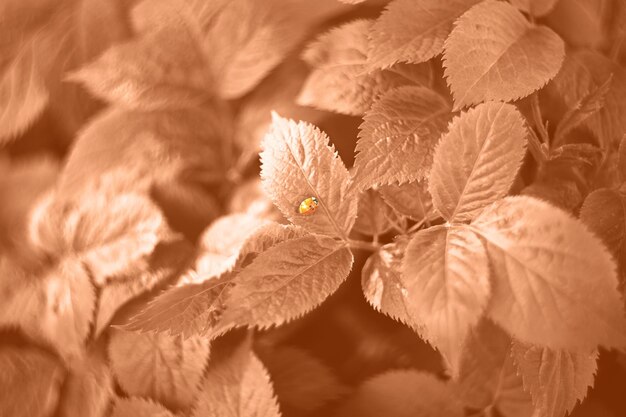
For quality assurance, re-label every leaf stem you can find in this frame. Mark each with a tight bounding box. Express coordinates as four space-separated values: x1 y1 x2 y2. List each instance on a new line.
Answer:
530 93 550 144
348 239 381 252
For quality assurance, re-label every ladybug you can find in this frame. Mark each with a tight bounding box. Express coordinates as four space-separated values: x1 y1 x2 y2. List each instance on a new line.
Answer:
298 196 319 215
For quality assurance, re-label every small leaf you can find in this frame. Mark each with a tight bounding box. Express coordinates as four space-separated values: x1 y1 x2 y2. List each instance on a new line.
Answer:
353 86 451 190
192 339 281 417
512 342 598 417
352 189 397 236
456 319 533 417
472 196 626 350
429 102 528 223
261 114 357 238
108 329 210 411
367 0 481 69
0 345 65 417
298 20 429 115
69 24 212 110
334 370 463 417
579 189 625 258
378 180 437 221
509 0 559 17
401 225 490 374
111 397 175 417
221 234 354 329
443 0 565 109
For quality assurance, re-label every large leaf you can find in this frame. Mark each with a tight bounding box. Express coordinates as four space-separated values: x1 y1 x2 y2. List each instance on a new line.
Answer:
367 0 481 70
221 234 354 329
443 0 565 109
111 397 175 417
192 340 281 417
472 196 626 350
261 114 357 239
579 189 626 259
353 86 451 190
298 20 430 116
429 102 528 223
512 342 598 417
108 329 210 411
401 225 490 374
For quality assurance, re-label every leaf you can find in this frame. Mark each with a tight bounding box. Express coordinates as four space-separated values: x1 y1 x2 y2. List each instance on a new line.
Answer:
401 225 490 374
108 329 210 411
509 0 559 16
69 24 212 110
579 189 625 258
221 234 354 329
443 0 565 109
362 238 423 333
429 102 528 223
298 20 430 116
192 339 281 417
353 86 451 190
472 196 626 350
352 189 397 236
619 135 626 183
0 345 65 417
544 0 607 49
0 258 96 360
334 370 463 417
367 0 481 70
111 397 175 417
256 345 348 414
378 180 437 221
56 344 113 417
512 342 598 417
456 319 533 417
260 114 357 239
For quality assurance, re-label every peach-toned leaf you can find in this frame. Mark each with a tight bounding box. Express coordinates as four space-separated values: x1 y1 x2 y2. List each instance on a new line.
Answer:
352 189 396 236
456 319 533 417
401 225 490 375
261 114 357 239
580 189 626 258
298 20 430 116
443 0 565 109
509 0 559 16
192 340 281 417
429 102 528 223
111 397 175 417
378 180 437 221
222 234 354 329
472 196 626 350
353 86 451 190
0 345 65 417
367 0 481 70
109 329 210 411
512 342 598 417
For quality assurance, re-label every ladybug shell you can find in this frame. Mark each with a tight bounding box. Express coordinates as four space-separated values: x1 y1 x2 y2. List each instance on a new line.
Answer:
298 196 319 215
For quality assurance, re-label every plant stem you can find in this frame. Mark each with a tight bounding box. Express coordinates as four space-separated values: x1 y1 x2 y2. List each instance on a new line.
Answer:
348 239 381 252
530 93 550 145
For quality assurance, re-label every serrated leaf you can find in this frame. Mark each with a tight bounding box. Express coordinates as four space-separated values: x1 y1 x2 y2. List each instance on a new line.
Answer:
111 397 175 417
109 329 210 411
362 238 423 333
443 0 565 109
192 340 281 417
69 24 211 110
512 342 598 417
298 20 430 116
352 189 397 236
221 234 354 329
509 0 559 16
456 319 533 417
0 345 65 417
378 180 437 221
334 370 463 417
429 102 528 223
0 258 95 360
472 196 626 350
401 225 490 374
579 189 625 258
353 86 451 189
261 114 357 238
367 0 481 70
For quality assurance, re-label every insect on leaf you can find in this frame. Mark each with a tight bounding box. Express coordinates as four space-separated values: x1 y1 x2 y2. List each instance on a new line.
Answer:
261 114 357 239
353 86 451 190
401 225 490 375
429 102 528 223
367 0 481 70
443 0 565 109
472 196 626 351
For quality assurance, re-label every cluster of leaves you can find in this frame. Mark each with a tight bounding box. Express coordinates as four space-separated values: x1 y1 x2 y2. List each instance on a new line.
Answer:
1 0 626 416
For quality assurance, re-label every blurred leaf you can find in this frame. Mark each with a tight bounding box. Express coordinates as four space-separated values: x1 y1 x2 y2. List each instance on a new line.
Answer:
111 397 175 417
